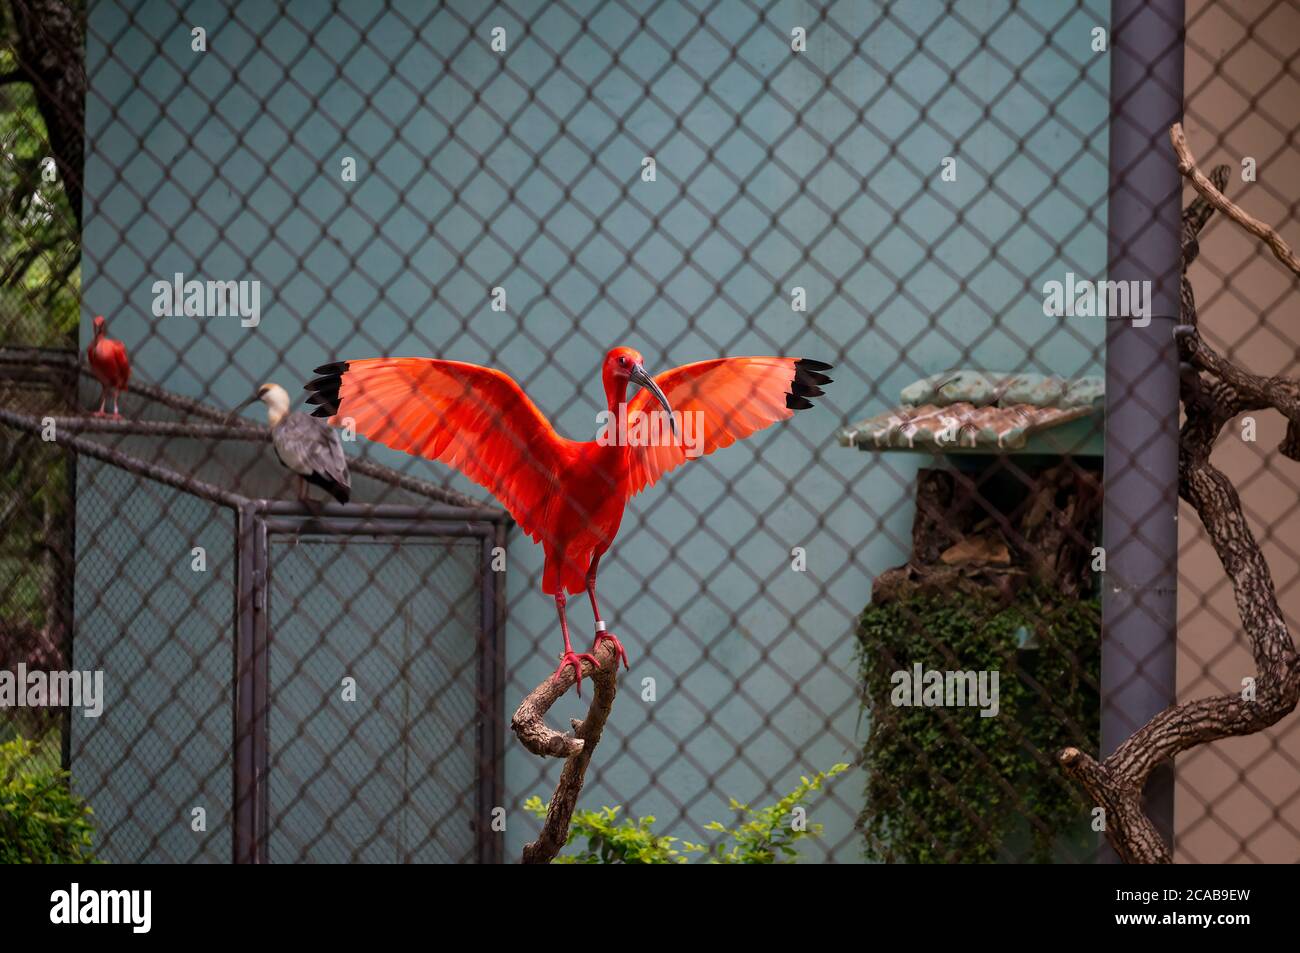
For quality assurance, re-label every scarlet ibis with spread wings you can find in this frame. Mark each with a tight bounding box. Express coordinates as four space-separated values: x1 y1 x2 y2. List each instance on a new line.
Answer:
305 349 831 692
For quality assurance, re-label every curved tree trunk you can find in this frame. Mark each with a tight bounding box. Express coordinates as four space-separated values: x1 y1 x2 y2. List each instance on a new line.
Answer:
1059 126 1300 864
6 0 85 228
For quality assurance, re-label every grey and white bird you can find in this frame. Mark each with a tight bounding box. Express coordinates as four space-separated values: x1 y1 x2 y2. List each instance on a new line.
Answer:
239 382 351 504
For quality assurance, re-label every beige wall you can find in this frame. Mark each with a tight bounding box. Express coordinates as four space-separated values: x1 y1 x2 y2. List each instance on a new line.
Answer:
1176 0 1300 862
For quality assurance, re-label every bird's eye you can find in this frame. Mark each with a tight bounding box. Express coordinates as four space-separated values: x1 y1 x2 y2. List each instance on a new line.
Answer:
619 357 627 367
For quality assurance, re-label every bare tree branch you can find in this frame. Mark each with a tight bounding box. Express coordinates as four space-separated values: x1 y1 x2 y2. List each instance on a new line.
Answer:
1058 126 1300 863
0 234 59 285
1171 123 1300 278
512 639 620 864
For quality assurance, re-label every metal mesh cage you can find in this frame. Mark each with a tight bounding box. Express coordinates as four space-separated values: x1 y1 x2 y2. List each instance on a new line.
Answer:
0 0 1297 866
0 353 506 863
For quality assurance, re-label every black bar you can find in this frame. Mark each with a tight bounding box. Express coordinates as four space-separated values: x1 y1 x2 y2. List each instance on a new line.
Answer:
256 500 502 522
259 517 496 537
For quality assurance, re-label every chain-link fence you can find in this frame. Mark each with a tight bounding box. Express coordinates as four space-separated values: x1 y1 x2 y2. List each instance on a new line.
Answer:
0 353 508 862
1173 0 1300 864
0 0 1295 864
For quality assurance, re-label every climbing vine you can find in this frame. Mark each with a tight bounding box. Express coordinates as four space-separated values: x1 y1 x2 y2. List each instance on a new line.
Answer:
856 587 1099 863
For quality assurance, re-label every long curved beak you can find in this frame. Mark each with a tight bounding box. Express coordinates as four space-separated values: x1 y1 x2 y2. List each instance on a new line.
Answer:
226 392 260 425
629 363 678 439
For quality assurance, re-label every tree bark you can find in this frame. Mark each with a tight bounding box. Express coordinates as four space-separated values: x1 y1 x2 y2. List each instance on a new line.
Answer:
1058 126 1300 863
512 639 620 864
6 0 85 228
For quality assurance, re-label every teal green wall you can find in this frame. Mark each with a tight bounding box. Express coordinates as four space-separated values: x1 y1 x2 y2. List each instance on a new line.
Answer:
82 0 1109 861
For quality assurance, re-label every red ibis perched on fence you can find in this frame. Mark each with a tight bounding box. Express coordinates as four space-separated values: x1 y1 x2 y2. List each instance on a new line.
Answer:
305 348 831 693
87 315 130 417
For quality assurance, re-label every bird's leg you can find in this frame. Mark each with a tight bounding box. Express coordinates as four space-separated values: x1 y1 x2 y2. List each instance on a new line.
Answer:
94 386 106 417
110 389 122 419
296 475 308 504
585 555 628 669
551 592 598 696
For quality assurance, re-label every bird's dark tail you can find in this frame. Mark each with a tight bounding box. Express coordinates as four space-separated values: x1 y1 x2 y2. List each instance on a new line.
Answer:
787 359 833 410
305 471 351 505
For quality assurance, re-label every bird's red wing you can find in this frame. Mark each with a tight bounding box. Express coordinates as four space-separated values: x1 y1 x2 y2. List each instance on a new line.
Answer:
110 341 130 388
625 357 832 495
306 358 569 540
87 338 131 388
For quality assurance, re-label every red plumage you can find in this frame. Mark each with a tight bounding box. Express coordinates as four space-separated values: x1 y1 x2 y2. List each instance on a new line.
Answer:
87 315 130 418
306 347 831 691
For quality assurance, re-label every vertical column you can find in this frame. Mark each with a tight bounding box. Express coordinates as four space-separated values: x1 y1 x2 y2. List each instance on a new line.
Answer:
1102 0 1186 857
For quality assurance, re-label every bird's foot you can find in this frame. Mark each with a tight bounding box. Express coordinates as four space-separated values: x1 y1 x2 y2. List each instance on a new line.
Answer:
591 628 629 670
552 650 599 696
91 409 105 417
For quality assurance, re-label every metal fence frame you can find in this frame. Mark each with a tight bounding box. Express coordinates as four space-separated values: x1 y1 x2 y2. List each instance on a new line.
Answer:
0 349 510 863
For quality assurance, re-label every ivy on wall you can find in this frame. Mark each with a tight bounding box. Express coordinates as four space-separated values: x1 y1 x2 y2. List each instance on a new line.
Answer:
856 587 1099 863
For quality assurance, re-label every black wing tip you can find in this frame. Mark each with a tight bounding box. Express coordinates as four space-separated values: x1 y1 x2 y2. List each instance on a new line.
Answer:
787 358 834 410
304 361 349 416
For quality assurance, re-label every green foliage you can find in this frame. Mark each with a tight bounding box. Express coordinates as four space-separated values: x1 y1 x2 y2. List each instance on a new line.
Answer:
525 763 849 864
0 40 80 347
695 763 850 863
523 798 688 864
856 587 1099 863
0 735 97 863
0 435 70 632
0 24 78 650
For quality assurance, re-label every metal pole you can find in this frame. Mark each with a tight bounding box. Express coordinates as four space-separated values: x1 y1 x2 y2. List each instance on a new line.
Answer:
256 499 502 522
232 504 269 863
252 513 271 863
233 505 256 863
478 526 505 864
1102 0 1185 859
0 405 250 510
